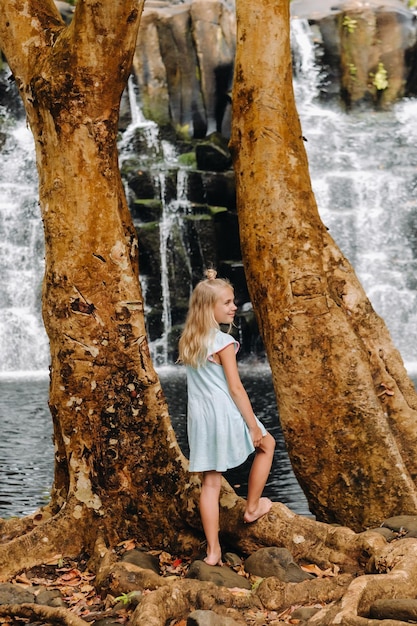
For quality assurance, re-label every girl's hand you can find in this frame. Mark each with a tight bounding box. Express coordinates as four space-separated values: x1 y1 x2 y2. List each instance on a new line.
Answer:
250 424 263 448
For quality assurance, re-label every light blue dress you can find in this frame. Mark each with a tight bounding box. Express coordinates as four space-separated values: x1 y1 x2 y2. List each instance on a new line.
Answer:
186 329 267 472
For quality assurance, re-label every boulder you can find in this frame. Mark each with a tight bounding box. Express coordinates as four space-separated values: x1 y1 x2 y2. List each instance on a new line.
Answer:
244 547 313 583
186 560 252 589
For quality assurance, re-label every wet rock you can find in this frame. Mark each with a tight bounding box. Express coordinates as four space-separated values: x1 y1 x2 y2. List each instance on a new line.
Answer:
196 132 232 172
186 560 251 589
135 0 235 136
187 609 242 625
121 548 160 574
0 582 35 604
370 598 417 621
244 547 313 583
134 0 417 130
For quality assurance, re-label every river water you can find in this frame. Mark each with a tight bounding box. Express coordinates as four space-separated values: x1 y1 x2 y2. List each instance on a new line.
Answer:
0 366 310 518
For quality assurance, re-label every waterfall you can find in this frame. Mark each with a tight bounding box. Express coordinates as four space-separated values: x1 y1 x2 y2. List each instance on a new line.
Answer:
119 76 160 156
151 168 193 366
290 18 320 105
0 118 49 374
291 18 417 373
1 28 417 373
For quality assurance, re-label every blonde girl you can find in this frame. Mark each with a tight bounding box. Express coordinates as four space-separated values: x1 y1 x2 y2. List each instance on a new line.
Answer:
178 269 275 566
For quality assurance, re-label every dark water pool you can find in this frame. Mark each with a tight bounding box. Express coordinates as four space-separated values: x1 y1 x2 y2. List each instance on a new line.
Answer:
0 365 310 518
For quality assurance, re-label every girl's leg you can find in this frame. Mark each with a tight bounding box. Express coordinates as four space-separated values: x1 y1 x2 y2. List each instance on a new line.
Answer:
200 470 223 565
244 432 275 523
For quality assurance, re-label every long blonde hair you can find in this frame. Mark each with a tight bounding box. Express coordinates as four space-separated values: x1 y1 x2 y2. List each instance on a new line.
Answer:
178 269 233 368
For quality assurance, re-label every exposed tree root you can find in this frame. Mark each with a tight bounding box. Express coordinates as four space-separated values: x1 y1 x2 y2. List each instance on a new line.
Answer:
221 501 387 572
2 512 417 626
123 538 417 626
130 578 259 626
256 572 354 611
84 516 417 626
0 504 55 542
0 498 93 580
306 538 417 625
0 603 89 626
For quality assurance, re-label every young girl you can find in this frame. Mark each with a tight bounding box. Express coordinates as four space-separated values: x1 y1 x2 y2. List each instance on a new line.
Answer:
178 269 275 566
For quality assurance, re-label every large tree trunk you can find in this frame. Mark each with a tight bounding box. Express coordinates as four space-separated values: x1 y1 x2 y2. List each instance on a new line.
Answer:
0 0 206 574
229 0 417 531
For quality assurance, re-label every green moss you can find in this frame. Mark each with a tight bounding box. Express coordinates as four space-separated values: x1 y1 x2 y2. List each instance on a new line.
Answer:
207 205 228 216
342 15 357 33
371 63 388 91
348 63 357 79
133 199 162 211
183 213 212 221
175 123 192 140
178 152 197 168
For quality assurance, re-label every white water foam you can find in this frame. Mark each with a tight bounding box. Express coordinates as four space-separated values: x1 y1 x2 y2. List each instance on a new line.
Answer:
0 120 49 372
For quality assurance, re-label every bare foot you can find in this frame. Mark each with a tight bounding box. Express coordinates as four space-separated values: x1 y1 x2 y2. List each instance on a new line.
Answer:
243 497 272 523
203 552 223 566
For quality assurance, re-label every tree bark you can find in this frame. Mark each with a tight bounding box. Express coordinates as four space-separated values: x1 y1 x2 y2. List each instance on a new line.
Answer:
229 0 417 531
0 0 203 570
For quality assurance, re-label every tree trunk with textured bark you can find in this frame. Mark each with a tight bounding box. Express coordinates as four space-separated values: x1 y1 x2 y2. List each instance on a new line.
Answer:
0 0 206 576
229 0 417 532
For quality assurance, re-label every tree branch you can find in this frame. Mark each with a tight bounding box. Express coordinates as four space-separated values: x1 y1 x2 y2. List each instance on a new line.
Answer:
70 0 145 83
0 0 63 84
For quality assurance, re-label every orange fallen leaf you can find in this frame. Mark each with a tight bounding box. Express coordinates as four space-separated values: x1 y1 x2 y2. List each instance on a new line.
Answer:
301 563 325 577
117 538 136 551
13 574 31 586
56 569 83 586
301 563 338 577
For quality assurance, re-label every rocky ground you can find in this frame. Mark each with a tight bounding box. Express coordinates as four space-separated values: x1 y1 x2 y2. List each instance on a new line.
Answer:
0 539 337 626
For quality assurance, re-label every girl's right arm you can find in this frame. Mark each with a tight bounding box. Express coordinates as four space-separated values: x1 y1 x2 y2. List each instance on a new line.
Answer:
218 343 264 447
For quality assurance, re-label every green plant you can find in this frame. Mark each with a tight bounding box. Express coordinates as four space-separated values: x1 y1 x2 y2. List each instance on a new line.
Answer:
114 592 135 606
342 15 358 33
408 0 417 9
348 63 357 79
371 62 388 91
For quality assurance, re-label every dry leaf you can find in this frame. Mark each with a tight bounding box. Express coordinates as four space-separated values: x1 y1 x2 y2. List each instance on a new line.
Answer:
13 573 32 586
117 538 136 551
158 551 173 565
301 563 326 577
43 554 63 565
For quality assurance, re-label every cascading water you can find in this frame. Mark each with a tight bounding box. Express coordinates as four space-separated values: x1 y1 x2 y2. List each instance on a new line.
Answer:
151 168 193 366
291 19 417 373
0 117 49 374
1 22 417 373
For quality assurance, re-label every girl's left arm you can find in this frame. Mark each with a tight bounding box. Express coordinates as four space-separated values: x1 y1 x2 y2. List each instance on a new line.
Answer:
219 343 263 446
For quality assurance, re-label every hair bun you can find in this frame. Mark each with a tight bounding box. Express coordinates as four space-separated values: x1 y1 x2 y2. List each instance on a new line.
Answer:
205 268 217 281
